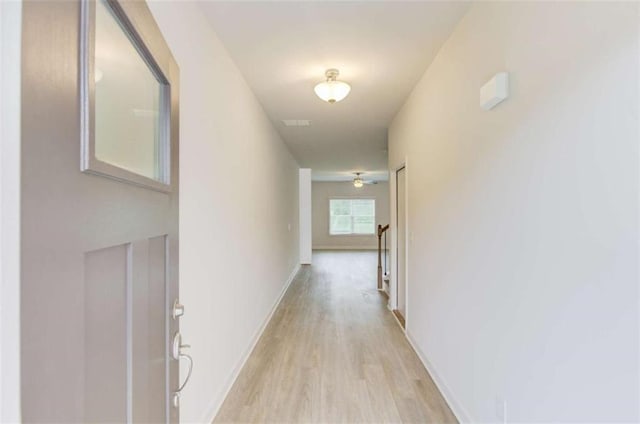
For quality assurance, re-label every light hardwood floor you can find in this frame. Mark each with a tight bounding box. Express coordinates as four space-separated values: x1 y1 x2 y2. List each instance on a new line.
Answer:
214 250 457 423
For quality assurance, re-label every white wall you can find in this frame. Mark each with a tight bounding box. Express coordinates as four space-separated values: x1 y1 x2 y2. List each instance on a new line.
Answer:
0 1 21 421
148 3 300 422
389 2 639 422
299 169 312 264
312 181 389 250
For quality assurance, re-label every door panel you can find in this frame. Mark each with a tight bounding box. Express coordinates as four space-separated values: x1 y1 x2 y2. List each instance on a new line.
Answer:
146 236 171 424
84 243 129 423
20 1 180 422
133 236 169 423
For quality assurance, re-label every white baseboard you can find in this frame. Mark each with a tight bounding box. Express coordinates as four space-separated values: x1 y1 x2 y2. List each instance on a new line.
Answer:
405 330 472 423
200 263 302 423
313 245 377 250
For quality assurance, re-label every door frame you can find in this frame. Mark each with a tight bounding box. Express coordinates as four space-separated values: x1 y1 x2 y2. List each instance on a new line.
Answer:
0 1 22 420
390 160 409 329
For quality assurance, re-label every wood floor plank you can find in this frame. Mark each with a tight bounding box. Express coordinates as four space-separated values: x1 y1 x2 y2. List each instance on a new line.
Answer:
214 251 457 423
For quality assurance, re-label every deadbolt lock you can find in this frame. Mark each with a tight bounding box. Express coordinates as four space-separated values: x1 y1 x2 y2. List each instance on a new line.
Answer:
172 299 184 319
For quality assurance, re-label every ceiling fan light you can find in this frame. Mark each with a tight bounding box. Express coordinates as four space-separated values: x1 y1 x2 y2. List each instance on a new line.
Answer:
353 177 364 188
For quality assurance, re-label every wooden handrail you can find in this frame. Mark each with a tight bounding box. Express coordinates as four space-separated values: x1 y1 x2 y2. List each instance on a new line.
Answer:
377 224 389 290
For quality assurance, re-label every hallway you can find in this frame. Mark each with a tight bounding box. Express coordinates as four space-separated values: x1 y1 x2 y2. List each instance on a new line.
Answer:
215 251 456 423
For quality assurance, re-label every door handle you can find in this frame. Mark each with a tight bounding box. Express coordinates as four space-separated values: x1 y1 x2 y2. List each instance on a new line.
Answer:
176 351 193 392
171 332 193 408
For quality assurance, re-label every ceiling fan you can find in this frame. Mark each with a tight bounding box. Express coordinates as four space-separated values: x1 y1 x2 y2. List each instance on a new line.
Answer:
353 172 377 188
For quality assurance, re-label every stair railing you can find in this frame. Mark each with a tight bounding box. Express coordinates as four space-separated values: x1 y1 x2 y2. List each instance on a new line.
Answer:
377 224 390 290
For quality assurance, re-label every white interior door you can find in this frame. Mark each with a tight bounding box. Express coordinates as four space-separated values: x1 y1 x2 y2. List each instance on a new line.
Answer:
20 1 182 422
396 167 407 323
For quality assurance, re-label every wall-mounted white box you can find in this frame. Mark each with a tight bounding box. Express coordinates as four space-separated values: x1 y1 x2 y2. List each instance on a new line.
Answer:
480 72 509 110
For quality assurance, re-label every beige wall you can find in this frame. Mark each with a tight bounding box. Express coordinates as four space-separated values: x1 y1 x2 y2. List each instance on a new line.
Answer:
148 3 300 423
389 2 638 422
312 181 389 250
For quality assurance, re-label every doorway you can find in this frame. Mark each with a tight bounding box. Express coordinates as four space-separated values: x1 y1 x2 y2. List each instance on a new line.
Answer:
394 166 407 328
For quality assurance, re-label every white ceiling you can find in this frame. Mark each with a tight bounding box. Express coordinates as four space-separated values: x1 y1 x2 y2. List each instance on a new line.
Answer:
200 1 470 181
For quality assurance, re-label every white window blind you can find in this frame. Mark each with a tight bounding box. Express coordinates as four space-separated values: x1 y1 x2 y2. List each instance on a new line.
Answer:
330 199 376 235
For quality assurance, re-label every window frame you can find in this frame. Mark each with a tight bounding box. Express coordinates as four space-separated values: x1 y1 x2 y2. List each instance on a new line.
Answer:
79 0 172 193
328 197 376 236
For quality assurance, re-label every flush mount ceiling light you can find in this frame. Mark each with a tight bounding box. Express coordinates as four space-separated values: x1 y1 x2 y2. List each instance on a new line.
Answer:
314 69 351 103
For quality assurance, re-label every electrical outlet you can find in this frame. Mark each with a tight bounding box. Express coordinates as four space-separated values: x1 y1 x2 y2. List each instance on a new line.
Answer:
495 398 507 423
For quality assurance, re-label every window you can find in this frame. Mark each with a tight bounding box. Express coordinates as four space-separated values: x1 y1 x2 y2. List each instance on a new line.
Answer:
81 0 171 192
330 199 376 235
94 0 167 181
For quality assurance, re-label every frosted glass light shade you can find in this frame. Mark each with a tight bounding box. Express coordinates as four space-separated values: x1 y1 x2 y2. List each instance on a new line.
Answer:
353 178 364 188
314 80 351 103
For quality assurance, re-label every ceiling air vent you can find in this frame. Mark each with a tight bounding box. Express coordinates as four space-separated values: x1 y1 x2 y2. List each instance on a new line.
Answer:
282 120 311 127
